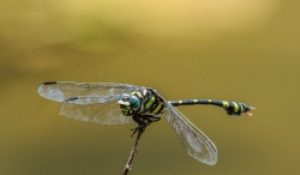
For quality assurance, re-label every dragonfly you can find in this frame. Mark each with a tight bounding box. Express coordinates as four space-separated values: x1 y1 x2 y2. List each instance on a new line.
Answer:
37 81 254 166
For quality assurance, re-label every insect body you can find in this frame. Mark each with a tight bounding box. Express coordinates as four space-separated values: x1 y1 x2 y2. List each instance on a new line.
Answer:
119 89 164 116
37 81 254 165
118 89 164 134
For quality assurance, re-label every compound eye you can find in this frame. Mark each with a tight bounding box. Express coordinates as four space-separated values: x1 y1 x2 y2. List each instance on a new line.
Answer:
122 96 129 101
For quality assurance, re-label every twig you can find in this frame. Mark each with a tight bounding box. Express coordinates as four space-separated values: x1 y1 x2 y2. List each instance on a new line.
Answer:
122 129 144 175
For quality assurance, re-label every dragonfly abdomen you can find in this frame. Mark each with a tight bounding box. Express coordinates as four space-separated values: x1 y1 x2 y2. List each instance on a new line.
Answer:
169 99 254 116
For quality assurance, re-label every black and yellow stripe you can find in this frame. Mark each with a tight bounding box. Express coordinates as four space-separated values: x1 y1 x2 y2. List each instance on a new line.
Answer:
132 89 165 115
169 99 254 116
129 89 253 116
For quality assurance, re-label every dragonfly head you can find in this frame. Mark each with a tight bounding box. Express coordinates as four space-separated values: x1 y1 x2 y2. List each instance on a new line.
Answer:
118 94 141 116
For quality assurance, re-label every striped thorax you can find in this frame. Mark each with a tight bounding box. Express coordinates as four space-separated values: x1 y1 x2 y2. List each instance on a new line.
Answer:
118 89 165 116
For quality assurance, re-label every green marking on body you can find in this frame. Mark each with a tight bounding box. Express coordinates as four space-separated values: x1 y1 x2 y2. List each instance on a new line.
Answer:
136 91 142 97
240 104 244 112
208 99 212 103
223 101 229 108
232 102 239 113
152 102 163 114
145 96 156 109
131 91 142 98
193 99 198 103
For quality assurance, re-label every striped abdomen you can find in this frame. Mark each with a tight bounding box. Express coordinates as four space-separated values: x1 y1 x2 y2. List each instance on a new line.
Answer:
169 99 254 116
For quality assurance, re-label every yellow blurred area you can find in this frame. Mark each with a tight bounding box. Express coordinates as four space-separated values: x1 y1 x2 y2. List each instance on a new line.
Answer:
1 0 299 175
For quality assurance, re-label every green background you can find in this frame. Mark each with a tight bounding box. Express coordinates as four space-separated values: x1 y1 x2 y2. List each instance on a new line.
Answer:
0 0 299 174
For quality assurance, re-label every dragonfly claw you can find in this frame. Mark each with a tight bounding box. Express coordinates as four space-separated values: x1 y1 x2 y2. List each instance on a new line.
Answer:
130 127 139 137
130 126 145 137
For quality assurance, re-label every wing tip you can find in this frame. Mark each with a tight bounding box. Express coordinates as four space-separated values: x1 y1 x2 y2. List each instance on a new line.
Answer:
42 81 57 85
37 81 57 94
194 154 217 166
37 81 58 94
189 152 218 166
37 83 45 96
37 81 65 102
206 162 217 166
206 158 218 166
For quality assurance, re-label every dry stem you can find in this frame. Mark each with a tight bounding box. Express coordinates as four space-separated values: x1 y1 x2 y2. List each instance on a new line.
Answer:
122 129 144 175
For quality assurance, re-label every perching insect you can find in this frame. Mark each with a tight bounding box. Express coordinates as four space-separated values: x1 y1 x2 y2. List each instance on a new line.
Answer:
37 81 254 165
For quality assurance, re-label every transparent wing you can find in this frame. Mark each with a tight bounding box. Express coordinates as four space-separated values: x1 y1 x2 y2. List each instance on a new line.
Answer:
148 90 217 165
37 81 144 104
37 81 142 125
60 102 134 125
163 104 217 165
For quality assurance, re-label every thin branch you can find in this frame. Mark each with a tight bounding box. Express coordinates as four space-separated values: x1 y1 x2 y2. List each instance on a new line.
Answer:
122 129 144 175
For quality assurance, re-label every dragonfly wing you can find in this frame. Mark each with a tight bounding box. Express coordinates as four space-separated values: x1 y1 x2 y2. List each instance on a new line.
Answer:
59 102 134 125
163 104 218 165
37 81 142 125
37 81 143 104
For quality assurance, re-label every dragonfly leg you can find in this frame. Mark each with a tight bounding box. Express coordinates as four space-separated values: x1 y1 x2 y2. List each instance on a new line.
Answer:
131 115 161 137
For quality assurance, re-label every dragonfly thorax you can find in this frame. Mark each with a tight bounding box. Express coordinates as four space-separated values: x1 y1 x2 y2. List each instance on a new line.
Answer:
118 94 141 116
118 89 165 116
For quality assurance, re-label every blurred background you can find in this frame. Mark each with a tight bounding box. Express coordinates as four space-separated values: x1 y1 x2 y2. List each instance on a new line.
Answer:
0 0 299 174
